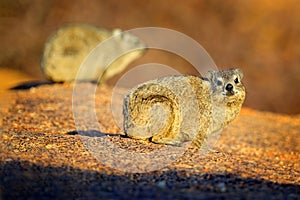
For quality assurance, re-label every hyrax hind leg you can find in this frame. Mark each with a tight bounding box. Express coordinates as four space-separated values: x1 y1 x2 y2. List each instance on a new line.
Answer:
151 128 190 146
125 126 154 141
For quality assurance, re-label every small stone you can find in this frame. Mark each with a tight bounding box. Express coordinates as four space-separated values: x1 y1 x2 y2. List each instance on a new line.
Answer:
216 182 227 192
156 180 167 189
45 144 55 149
5 158 13 162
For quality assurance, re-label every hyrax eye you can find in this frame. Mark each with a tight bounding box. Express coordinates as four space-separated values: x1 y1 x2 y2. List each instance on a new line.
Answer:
234 78 239 84
217 80 223 86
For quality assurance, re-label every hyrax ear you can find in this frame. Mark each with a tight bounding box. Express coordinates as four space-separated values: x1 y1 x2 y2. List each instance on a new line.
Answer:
112 29 123 40
205 70 216 81
235 68 243 79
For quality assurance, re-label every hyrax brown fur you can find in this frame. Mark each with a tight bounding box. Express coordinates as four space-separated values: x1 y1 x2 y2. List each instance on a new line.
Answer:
123 68 246 148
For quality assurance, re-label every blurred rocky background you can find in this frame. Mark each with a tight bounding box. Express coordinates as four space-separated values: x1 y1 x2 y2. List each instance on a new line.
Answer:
0 0 299 114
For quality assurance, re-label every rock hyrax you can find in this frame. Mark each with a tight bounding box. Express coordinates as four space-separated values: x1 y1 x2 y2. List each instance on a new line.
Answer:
123 68 246 148
42 24 146 83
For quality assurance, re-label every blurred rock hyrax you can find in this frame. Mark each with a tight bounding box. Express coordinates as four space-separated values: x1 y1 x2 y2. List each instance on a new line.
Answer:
123 68 246 148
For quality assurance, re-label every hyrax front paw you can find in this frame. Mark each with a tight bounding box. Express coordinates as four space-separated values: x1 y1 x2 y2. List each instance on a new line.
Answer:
151 137 183 146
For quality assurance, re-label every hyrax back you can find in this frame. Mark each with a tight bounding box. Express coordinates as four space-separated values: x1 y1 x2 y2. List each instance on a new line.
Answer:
123 68 246 147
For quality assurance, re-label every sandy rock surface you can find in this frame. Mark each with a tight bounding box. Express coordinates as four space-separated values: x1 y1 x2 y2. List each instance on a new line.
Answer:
0 83 299 199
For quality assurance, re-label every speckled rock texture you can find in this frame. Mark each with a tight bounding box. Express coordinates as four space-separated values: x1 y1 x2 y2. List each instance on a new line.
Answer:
0 83 299 199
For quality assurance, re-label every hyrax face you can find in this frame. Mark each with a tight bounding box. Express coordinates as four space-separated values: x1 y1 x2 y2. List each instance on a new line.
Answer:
206 68 246 105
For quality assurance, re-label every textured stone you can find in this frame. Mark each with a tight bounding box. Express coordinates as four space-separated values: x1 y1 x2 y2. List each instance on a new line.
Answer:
0 83 299 199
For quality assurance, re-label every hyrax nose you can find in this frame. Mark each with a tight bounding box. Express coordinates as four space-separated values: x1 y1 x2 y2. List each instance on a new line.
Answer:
225 83 233 91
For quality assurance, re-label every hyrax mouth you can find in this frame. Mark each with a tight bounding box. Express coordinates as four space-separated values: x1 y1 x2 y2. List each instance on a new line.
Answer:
226 90 236 96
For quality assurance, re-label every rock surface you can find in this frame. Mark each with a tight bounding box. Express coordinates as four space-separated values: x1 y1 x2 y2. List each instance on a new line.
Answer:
0 83 299 199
